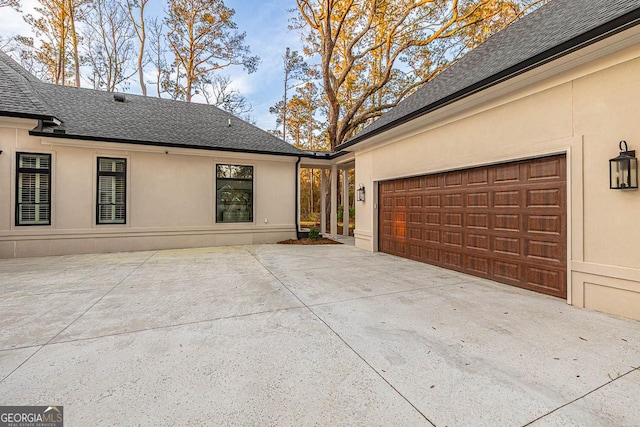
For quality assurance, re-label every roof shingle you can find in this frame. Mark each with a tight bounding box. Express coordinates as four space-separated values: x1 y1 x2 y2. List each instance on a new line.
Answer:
0 50 302 156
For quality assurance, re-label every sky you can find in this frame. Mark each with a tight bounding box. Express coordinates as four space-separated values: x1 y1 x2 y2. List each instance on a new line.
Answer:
0 0 306 132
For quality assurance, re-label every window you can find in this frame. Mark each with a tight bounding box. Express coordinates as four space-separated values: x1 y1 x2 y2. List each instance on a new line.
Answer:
216 164 253 223
97 157 126 224
16 153 51 226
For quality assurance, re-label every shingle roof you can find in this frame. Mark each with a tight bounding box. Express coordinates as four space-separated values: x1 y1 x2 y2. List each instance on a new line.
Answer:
30 84 303 155
340 0 640 149
0 50 54 120
0 50 302 156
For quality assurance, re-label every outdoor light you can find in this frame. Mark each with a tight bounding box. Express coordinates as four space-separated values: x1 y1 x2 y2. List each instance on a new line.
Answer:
357 184 365 202
610 140 638 190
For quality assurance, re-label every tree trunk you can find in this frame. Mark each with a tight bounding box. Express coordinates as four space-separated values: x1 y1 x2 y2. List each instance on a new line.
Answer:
138 4 146 96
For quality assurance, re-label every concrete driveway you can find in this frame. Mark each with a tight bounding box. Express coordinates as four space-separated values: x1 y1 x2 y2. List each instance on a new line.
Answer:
0 244 638 426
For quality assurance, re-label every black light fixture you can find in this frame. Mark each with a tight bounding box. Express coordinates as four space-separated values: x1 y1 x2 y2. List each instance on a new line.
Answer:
356 184 365 202
610 140 638 190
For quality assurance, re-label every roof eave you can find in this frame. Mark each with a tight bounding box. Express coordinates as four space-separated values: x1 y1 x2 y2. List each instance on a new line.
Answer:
337 7 640 151
0 110 55 121
28 130 306 158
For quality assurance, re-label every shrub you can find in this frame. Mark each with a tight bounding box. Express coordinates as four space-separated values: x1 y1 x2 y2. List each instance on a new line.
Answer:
309 227 320 241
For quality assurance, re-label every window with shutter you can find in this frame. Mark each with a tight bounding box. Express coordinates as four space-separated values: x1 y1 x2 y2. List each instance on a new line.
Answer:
216 164 253 223
97 157 126 224
16 153 51 226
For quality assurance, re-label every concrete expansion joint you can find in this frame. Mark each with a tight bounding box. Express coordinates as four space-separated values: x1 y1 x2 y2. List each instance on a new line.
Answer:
0 250 160 385
245 247 437 427
44 306 306 347
522 366 640 426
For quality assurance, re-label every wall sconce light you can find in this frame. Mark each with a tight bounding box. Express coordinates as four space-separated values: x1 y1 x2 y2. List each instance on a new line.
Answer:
356 184 365 202
610 140 638 190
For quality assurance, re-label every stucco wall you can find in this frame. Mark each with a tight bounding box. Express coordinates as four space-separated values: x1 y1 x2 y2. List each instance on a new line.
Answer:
0 120 297 257
353 40 640 320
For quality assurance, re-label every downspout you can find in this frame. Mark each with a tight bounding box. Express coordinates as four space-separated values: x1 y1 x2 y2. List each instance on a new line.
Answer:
295 156 302 239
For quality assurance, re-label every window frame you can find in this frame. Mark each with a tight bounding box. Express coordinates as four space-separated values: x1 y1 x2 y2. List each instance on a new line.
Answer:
15 152 52 227
96 157 127 225
215 164 254 224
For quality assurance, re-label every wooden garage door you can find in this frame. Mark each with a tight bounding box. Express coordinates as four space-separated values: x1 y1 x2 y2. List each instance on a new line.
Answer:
379 155 567 298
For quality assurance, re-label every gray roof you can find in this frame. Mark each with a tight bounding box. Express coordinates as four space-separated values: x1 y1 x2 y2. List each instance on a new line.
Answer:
0 51 302 156
341 0 640 149
0 50 54 120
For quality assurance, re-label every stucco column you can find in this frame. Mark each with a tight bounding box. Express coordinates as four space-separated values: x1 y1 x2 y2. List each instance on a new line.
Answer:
320 169 326 235
330 164 338 237
342 169 349 236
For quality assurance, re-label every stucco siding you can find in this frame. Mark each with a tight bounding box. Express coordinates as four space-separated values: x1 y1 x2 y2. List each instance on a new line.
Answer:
353 42 640 320
0 120 297 257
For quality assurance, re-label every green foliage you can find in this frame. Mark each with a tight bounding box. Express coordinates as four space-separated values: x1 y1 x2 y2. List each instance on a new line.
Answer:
308 227 320 241
337 205 355 222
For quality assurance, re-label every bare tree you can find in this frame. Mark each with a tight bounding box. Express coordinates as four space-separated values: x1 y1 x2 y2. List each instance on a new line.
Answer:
83 0 136 91
67 0 86 87
0 0 20 10
166 0 259 102
279 48 309 143
125 0 149 96
196 73 252 117
147 17 169 97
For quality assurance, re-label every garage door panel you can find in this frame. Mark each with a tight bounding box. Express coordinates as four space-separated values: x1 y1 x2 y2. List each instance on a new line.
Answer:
408 226 422 240
526 240 563 262
424 194 441 207
425 175 440 188
408 177 422 190
527 188 562 207
526 267 565 297
494 236 521 256
493 260 522 283
494 213 521 231
466 255 490 275
379 154 567 298
467 233 490 251
527 215 562 234
443 231 463 247
466 213 489 229
467 191 490 207
494 163 522 183
442 251 463 268
444 193 464 208
527 157 564 181
468 169 489 185
424 229 440 244
444 213 463 227
494 190 522 207
445 172 463 187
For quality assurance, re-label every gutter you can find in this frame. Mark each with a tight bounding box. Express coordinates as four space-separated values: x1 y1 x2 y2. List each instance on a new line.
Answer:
338 7 640 151
0 111 55 121
30 128 351 160
294 157 306 239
